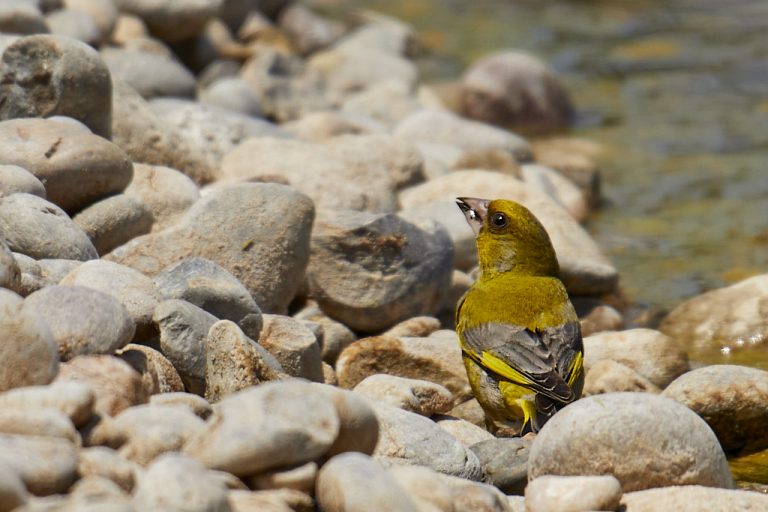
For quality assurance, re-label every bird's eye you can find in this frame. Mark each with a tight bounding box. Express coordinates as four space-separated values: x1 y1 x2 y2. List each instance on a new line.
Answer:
490 212 508 228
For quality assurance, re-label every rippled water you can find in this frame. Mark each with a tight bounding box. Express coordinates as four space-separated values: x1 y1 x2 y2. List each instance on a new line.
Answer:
328 0 768 311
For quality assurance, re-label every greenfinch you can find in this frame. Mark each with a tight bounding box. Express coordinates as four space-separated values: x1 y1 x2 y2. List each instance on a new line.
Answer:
455 197 584 435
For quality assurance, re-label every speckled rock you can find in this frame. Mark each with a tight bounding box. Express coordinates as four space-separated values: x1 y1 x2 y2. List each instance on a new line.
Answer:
73 194 153 255
0 34 112 138
0 165 46 198
0 381 94 428
528 392 734 492
123 163 199 232
0 118 132 212
583 359 661 396
116 343 184 395
0 434 78 496
24 285 134 361
259 314 323 382
353 374 453 416
101 47 195 99
113 0 223 43
78 446 140 492
470 437 531 495
620 485 768 512
525 475 622 512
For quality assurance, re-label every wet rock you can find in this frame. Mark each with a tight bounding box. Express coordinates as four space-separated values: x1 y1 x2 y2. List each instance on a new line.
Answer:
149 392 212 420
0 381 94 427
0 408 78 444
0 118 132 212
353 374 453 416
528 392 734 491
525 475 622 512
113 0 222 43
259 314 323 382
107 183 314 314
73 194 153 255
371 402 483 480
0 165 46 198
293 302 356 365
78 446 140 492
583 359 661 396
0 2 48 35
470 437 531 495
101 47 195 99
14 254 81 296
132 453 231 511
308 210 453 332
434 415 494 447
0 434 78 496
61 260 162 342
26 284 131 361
123 163 199 232
116 343 185 395
0 243 21 294
45 8 101 45
336 333 471 403
662 365 768 454
184 380 340 476
316 452 418 512
0 35 112 138
460 51 574 135
0 194 97 261
204 320 284 402
620 485 768 511
584 328 689 388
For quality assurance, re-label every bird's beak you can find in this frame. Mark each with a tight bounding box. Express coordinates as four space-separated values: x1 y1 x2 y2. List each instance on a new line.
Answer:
456 197 489 236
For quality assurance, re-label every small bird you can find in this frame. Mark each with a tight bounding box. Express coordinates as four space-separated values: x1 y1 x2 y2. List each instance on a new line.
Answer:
455 197 584 435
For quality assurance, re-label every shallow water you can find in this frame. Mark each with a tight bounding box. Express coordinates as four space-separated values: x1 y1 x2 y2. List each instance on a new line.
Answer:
328 0 768 311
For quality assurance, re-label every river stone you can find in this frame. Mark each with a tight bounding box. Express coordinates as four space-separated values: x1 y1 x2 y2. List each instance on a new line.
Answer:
620 485 768 512
662 365 768 454
0 118 132 212
584 328 689 388
154 257 262 338
341 81 425 128
251 462 317 495
132 453 231 511
528 392 734 492
371 402 483 480
278 3 345 55
353 374 453 416
292 302 357 365
101 47 195 99
0 193 97 260
0 241 21 293
221 137 399 213
435 415 494 447
78 447 139 493
45 8 101 45
117 343 184 395
13 254 82 296
0 408 78 444
521 164 588 222
307 210 453 332
398 169 619 295
64 0 119 41
68 475 131 504
25 284 133 361
184 380 340 476
0 381 94 428
336 333 472 403
204 321 284 402
73 194 153 255
0 464 28 512
281 110 385 142
0 289 59 391
107 183 314 314
583 359 661 396
525 475 622 512
0 434 78 496
0 2 47 35
153 299 218 395
228 489 310 512
61 260 162 342
55 355 148 416
123 163 199 232
394 109 532 163
198 76 264 117
259 314 323 382
470 437 531 495
113 0 222 42
149 392 212 420
110 77 214 185
460 51 574 135
316 453 418 512
0 165 46 198
0 34 111 138
659 274 768 364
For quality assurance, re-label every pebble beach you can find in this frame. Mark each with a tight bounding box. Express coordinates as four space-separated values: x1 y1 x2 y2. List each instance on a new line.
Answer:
0 0 767 511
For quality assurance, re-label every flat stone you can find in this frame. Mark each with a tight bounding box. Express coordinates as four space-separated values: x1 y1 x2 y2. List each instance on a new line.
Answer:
525 475 622 512
259 315 323 382
0 381 94 428
620 485 768 511
73 194 153 255
123 163 200 232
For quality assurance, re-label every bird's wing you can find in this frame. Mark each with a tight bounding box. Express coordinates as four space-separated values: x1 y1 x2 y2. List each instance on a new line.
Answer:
541 321 584 390
459 321 576 403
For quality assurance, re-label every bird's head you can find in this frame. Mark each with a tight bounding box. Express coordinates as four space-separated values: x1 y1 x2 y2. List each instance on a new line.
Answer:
456 197 559 278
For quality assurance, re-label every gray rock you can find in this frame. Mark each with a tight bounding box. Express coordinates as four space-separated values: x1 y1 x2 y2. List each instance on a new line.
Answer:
204 320 284 402
149 392 212 420
528 392 734 492
198 77 264 117
0 292 59 391
521 164 588 222
620 485 768 512
154 257 262 337
278 4 344 55
0 381 94 428
583 359 661 396
308 210 453 332
0 2 48 34
116 343 185 395
132 453 231 511
0 34 111 138
293 302 356 365
107 183 314 314
13 254 81 296
470 438 531 495
335 12 417 57
63 0 119 42
0 165 46 198
259 314 323 382
0 118 132 212
0 408 78 444
45 8 101 44
0 240 21 293
184 380 340 476
371 402 484 480
101 47 195 99
113 0 223 43
78 446 140 493
0 193 97 260
24 285 136 361
153 299 218 395
316 453 418 512
353 374 453 416
341 81 425 128
663 365 768 454
460 51 574 135
123 163 200 232
384 316 442 339
0 434 78 496
73 194 153 255
60 260 162 341
525 475 622 512
0 464 28 512
584 329 689 388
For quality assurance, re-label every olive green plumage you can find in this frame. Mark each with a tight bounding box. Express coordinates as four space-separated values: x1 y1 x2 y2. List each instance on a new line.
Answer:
455 197 584 434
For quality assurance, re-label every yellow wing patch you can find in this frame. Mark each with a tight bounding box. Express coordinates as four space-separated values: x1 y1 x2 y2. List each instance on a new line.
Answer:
479 351 535 388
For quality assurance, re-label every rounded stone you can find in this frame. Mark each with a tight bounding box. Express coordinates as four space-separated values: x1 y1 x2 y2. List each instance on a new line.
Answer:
123 163 200 232
0 165 46 198
258 314 323 382
45 8 102 45
73 194 154 255
101 47 196 99
0 434 78 496
525 475 622 512
0 381 95 428
113 0 223 43
0 241 21 294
